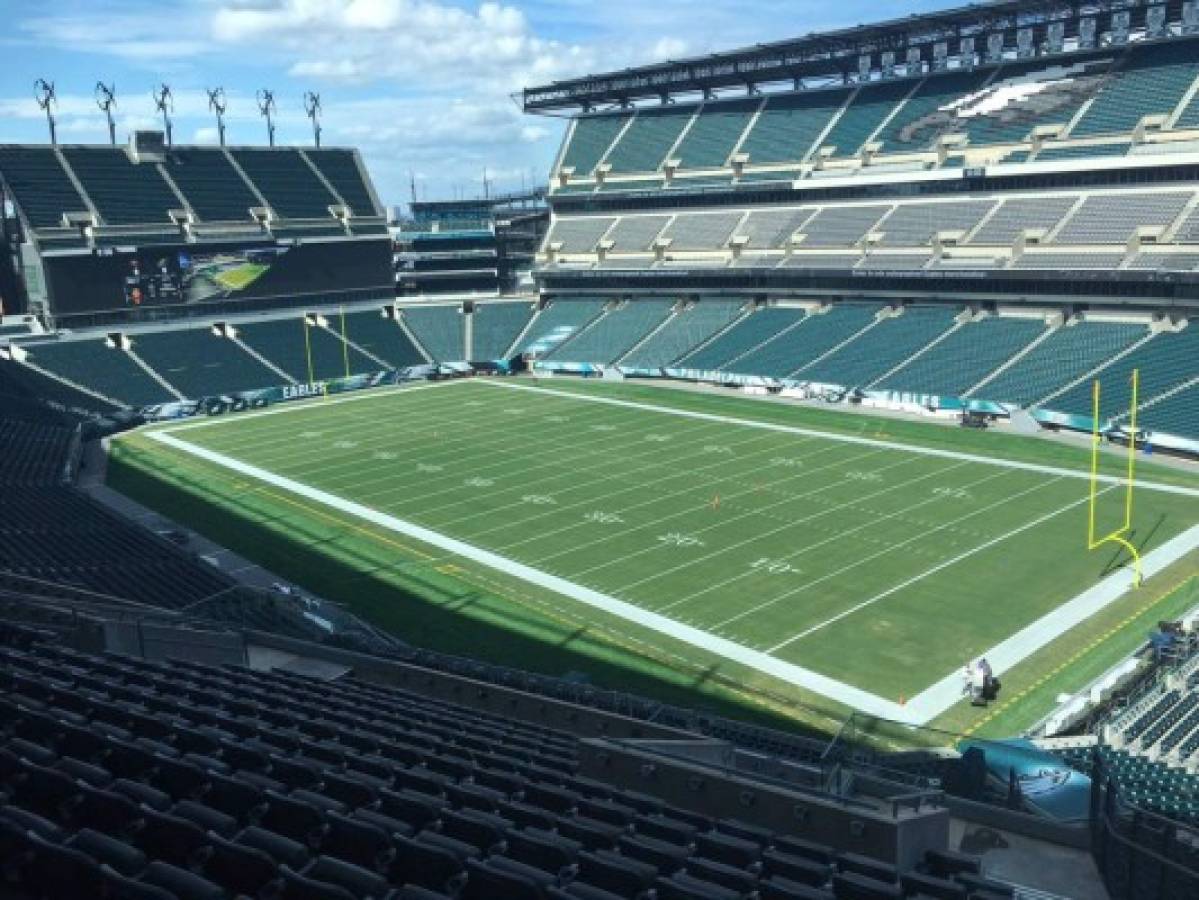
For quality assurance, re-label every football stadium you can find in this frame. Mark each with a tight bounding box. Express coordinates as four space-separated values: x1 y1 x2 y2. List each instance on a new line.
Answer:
5 2 1199 898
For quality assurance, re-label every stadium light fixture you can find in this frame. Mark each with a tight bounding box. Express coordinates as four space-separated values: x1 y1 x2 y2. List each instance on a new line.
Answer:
303 91 322 148
207 87 228 147
257 89 277 147
33 79 57 145
152 83 174 146
95 82 118 146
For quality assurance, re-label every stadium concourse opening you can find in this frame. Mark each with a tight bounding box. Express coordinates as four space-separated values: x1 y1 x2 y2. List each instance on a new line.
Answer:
6 1 1199 898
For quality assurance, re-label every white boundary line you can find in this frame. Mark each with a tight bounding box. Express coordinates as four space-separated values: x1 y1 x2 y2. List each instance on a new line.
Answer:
145 378 1199 727
148 429 915 723
481 380 1199 498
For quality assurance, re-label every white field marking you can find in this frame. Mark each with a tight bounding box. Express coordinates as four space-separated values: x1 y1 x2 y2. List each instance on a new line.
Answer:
434 426 790 533
156 379 459 434
660 464 1012 607
479 381 1199 498
486 432 837 553
526 443 890 568
186 384 658 472
149 428 914 723
575 450 935 582
211 393 716 509
335 413 730 517
901 522 1199 722
711 477 1066 630
621 459 981 597
765 485 1108 653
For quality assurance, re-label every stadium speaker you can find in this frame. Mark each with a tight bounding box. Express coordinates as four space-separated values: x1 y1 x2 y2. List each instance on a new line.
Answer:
462 301 475 314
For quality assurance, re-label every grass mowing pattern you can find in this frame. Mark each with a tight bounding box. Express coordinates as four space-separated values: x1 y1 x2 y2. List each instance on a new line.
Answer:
124 379 1199 722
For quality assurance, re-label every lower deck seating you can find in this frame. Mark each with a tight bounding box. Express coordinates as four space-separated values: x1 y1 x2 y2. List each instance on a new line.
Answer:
471 302 535 361
547 300 674 364
0 487 235 609
620 299 745 368
0 360 124 416
677 307 806 370
130 328 283 398
1046 325 1199 421
0 639 988 900
875 316 1046 396
1139 382 1199 440
736 304 881 378
517 299 609 357
236 318 379 383
799 305 959 387
24 340 175 408
341 310 428 368
401 305 466 362
978 322 1146 407
0 418 76 487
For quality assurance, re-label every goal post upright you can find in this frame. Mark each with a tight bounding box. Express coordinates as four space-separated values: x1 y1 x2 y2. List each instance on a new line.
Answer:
1087 369 1143 587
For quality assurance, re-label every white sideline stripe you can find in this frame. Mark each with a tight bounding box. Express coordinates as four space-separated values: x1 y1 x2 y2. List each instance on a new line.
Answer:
766 488 1101 653
902 523 1199 722
149 429 916 724
483 381 1199 498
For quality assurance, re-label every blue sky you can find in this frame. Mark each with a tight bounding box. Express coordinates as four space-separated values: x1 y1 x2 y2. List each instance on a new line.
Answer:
0 0 955 207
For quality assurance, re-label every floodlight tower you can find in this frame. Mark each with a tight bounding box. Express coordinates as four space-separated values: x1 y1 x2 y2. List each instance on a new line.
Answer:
303 91 322 148
257 89 277 147
207 87 227 146
152 83 174 146
33 79 57 145
95 82 118 145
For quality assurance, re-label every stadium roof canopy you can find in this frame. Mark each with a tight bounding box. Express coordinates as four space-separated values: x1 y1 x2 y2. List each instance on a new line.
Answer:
523 0 1197 112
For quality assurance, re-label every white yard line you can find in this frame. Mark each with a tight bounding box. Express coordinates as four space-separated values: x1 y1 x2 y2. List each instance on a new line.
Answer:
149 429 916 723
713 478 1067 630
901 523 1199 723
578 452 937 582
641 462 997 608
482 381 1199 498
767 487 1109 653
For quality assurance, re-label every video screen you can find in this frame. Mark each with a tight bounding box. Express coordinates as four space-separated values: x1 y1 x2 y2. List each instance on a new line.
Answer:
45 239 393 316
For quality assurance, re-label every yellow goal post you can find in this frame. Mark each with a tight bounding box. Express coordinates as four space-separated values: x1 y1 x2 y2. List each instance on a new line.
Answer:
1088 369 1143 587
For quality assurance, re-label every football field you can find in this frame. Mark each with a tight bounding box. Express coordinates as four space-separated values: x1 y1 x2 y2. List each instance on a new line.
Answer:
125 377 1199 728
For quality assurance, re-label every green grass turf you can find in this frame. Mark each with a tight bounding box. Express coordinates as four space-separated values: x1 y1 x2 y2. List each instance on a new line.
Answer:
112 377 1199 741
210 263 270 292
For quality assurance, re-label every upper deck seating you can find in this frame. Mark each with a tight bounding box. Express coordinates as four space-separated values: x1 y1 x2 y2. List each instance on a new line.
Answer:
60 148 180 226
229 150 339 220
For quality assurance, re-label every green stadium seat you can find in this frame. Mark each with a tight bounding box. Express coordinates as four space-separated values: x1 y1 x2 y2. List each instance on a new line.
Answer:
738 303 881 378
25 339 174 407
235 317 379 382
546 299 674 364
128 328 283 398
979 322 1146 406
875 316 1047 397
621 299 745 368
800 305 959 387
402 305 465 362
678 307 806 371
472 302 534 361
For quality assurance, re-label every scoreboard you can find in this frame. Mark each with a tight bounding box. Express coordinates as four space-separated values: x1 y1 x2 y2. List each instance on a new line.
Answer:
122 254 184 307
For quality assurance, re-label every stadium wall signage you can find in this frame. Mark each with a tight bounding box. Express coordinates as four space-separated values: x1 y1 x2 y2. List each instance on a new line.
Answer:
139 366 439 421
